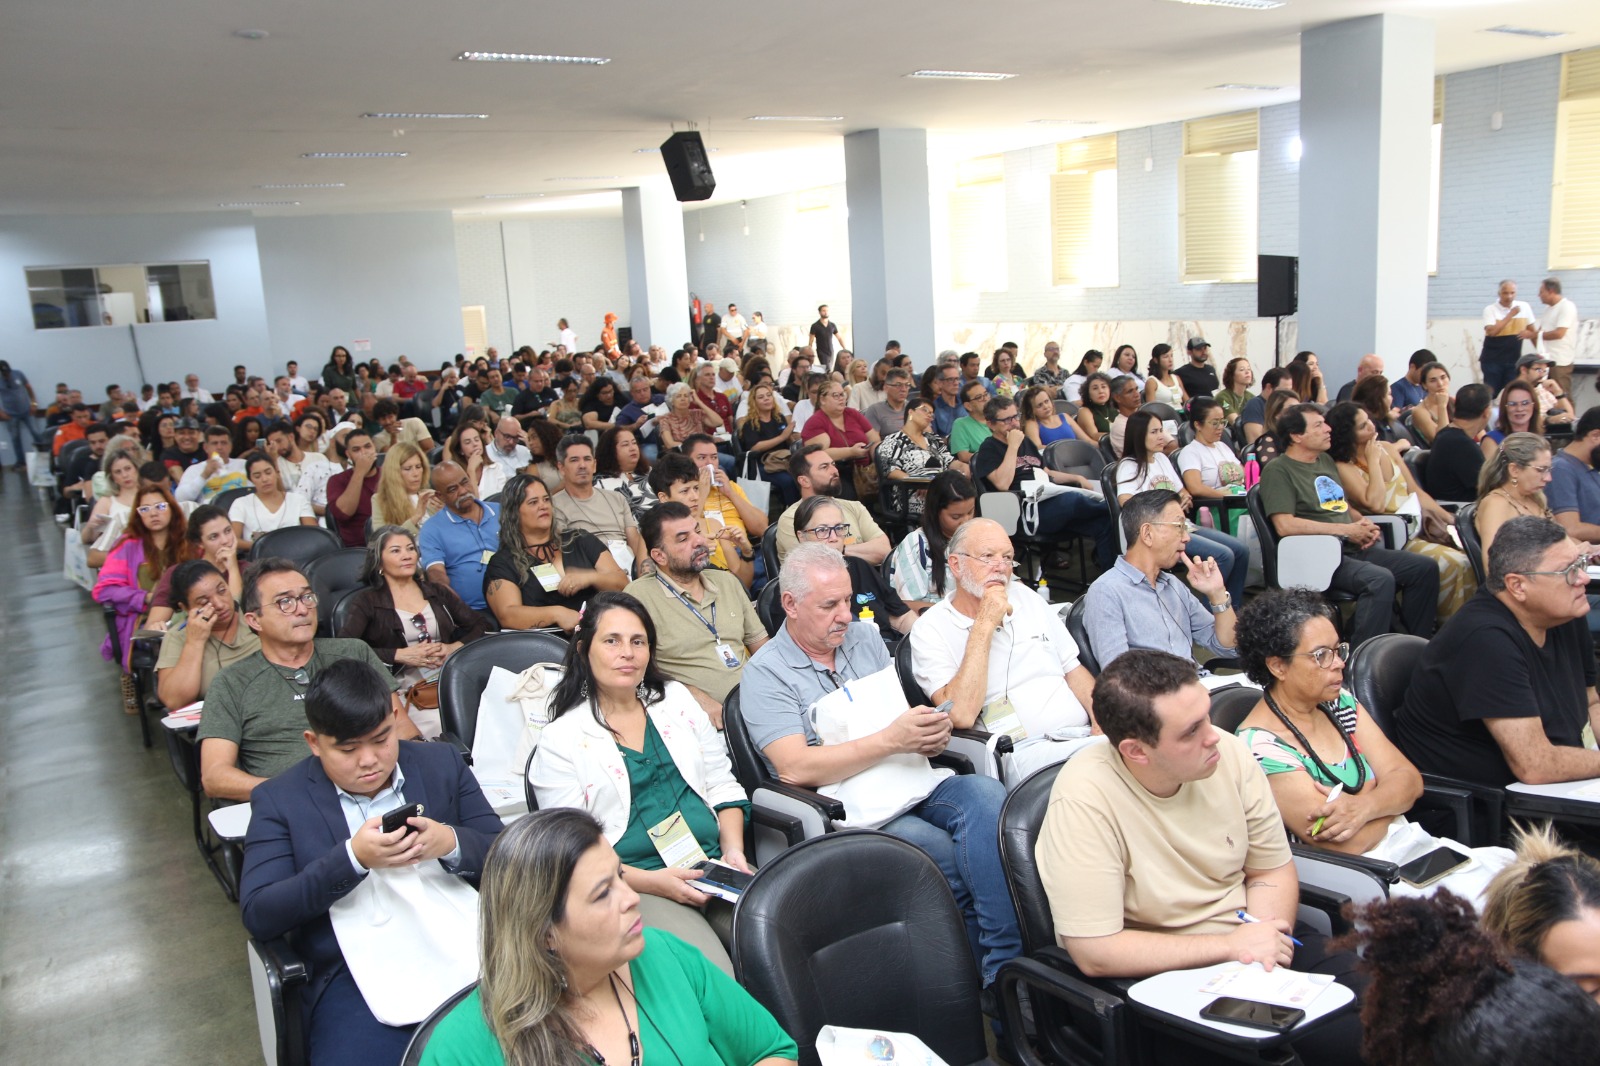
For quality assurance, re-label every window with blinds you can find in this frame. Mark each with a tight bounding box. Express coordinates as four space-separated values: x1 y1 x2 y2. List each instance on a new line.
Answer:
1050 134 1119 287
949 155 1007 291
1179 111 1259 283
1551 48 1600 270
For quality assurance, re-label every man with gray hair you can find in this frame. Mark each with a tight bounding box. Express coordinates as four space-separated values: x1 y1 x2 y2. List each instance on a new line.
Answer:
910 518 1098 781
1396 516 1600 790
740 543 1022 989
864 367 913 437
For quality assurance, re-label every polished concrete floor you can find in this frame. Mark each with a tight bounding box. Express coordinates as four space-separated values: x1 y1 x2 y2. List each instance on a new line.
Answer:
0 471 258 1063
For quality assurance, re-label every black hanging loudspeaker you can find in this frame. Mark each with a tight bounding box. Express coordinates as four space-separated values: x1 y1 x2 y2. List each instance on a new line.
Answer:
659 131 716 202
1257 255 1298 317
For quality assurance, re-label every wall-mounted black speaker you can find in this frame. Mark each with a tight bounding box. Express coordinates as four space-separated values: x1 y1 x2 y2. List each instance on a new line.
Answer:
660 132 716 202
616 326 633 347
1258 255 1298 317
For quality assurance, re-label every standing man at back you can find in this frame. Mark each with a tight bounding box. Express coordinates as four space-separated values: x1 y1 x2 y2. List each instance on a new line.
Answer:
809 304 840 366
1482 280 1536 394
1526 277 1580 402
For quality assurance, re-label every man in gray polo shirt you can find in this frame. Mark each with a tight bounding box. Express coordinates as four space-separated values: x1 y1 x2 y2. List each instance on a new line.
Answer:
739 544 1020 988
1082 489 1237 670
198 558 411 801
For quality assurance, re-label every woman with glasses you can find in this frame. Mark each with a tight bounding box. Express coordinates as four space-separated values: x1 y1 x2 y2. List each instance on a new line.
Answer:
792 496 915 638
485 474 628 634
1177 397 1246 501
527 595 757 976
875 397 960 520
1488 380 1544 445
338 525 489 737
1326 402 1473 620
1407 362 1455 445
94 480 189 709
801 380 880 501
1234 588 1511 904
1116 410 1249 605
887 471 976 611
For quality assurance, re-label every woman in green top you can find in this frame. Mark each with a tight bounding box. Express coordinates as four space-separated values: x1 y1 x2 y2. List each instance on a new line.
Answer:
320 345 358 392
529 591 752 970
1216 358 1255 425
420 808 798 1066
1071 372 1116 444
1233 589 1512 901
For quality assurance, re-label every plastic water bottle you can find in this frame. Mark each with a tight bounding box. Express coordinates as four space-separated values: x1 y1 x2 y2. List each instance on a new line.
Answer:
858 605 875 625
1037 577 1051 605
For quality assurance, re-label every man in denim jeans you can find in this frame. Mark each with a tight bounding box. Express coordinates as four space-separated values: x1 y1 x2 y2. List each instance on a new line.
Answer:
741 544 1021 989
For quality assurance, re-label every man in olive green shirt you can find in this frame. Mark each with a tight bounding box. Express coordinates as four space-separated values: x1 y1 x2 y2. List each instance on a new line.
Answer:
949 381 994 461
627 502 766 728
197 559 412 801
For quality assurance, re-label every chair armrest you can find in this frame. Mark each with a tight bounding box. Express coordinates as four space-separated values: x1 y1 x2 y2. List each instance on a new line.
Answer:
254 936 308 986
757 780 847 823
1413 783 1476 844
750 805 806 850
932 749 976 776
435 731 472 765
1421 772 1505 847
995 954 1126 1066
1291 843 1399 884
952 726 1014 755
1291 844 1395 935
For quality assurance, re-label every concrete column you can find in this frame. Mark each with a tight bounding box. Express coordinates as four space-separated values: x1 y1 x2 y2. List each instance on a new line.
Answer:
620 178 691 349
844 129 936 364
1298 14 1435 384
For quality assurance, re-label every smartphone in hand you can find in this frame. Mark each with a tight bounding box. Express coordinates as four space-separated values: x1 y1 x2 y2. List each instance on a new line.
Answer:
381 802 424 836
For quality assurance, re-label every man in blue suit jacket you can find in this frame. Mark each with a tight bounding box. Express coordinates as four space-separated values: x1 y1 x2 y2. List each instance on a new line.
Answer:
240 659 503 1065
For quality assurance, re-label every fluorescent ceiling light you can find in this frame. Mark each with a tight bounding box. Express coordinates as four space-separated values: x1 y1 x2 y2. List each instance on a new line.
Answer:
361 112 489 120
255 183 345 189
1211 83 1282 91
1484 25 1568 39
1163 0 1284 9
481 193 541 199
544 176 620 182
219 201 299 207
906 69 1016 80
456 51 609 64
747 115 844 122
301 151 409 158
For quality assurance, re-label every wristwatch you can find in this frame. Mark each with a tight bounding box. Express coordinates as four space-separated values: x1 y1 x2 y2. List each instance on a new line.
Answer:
1208 594 1232 615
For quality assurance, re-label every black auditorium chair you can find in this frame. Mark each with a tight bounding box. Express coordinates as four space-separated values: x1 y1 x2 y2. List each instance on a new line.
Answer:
1063 596 1102 676
399 983 479 1066
210 486 251 520
1454 500 1489 587
732 831 996 1066
892 636 1013 781
756 578 784 638
759 525 781 583
437 630 571 762
254 524 342 573
303 547 367 637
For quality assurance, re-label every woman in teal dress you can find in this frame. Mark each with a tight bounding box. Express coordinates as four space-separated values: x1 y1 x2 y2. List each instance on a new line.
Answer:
420 808 797 1066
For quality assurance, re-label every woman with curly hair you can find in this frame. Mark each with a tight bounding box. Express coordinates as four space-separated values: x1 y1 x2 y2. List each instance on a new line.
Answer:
1483 823 1600 1002
1233 589 1511 904
1342 890 1600 1065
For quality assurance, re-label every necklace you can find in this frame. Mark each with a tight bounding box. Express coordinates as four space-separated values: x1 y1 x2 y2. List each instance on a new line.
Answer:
1493 488 1548 517
586 973 641 1066
1262 690 1367 793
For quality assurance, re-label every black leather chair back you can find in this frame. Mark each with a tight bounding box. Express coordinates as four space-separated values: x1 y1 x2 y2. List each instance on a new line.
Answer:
1245 486 1282 588
999 762 1067 956
1347 633 1428 737
1099 464 1123 550
1404 445 1429 484
732 831 988 1066
255 525 343 573
438 630 570 748
329 589 363 639
1063 596 1101 675
1208 685 1264 733
211 486 252 517
1139 401 1178 424
399 983 478 1066
1455 501 1488 587
760 525 781 582
1098 435 1118 467
721 686 772 794
756 578 784 638
1043 439 1105 480
894 637 930 705
304 547 369 636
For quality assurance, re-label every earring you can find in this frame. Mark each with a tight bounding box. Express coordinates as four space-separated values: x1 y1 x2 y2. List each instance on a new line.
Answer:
1511 477 1519 487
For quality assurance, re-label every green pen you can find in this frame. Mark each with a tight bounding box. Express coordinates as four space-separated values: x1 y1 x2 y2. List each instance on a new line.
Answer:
1311 782 1344 836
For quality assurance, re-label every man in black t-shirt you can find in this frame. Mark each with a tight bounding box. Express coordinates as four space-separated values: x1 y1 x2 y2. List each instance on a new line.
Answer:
512 366 560 427
1395 516 1600 791
1173 337 1219 399
809 303 839 363
1421 383 1492 502
161 416 207 481
970 396 1116 567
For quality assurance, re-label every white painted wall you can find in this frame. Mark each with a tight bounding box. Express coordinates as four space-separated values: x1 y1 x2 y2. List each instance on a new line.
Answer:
0 212 271 393
497 216 631 355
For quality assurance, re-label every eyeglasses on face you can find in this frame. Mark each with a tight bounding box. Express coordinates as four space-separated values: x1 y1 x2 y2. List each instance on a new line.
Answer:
136 502 170 515
1293 643 1351 669
952 550 1017 570
1513 558 1590 587
1503 399 1534 409
801 523 852 540
267 591 319 614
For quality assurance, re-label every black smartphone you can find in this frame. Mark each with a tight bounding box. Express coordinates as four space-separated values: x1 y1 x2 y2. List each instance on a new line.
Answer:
692 861 754 893
1397 846 1471 888
381 802 424 836
1200 997 1305 1033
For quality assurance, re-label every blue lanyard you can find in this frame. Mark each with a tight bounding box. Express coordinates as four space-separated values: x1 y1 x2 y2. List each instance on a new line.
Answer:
655 574 718 638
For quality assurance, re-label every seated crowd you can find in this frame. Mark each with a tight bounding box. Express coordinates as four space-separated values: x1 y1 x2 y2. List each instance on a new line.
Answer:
40 331 1600 1065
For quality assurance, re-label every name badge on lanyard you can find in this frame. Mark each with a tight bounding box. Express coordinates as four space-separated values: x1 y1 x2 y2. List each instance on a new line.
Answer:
646 811 708 869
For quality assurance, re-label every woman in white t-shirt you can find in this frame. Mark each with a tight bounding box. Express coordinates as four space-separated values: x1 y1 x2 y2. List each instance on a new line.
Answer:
230 451 316 550
1176 396 1247 498
1115 411 1248 605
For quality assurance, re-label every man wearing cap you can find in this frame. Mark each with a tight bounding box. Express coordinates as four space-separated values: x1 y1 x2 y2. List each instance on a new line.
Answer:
719 304 748 348
1512 353 1574 427
715 358 743 409
1524 278 1580 401
161 416 208 480
1174 338 1219 399
1482 280 1536 395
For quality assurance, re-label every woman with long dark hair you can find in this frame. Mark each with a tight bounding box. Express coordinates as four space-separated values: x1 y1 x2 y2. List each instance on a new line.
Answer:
483 474 627 633
886 470 977 609
594 425 655 519
321 345 357 392
528 593 754 972
417 808 797 1065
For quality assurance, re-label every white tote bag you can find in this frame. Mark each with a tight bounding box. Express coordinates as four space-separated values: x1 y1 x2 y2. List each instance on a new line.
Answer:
737 453 772 515
471 664 565 786
329 862 481 1025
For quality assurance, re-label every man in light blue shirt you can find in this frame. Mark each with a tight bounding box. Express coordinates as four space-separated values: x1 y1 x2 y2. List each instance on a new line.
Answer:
1549 408 1600 544
932 364 965 438
1082 489 1237 671
420 461 502 610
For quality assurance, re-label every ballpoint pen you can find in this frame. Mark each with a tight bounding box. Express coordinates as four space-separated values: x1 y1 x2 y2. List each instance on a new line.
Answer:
1237 910 1303 948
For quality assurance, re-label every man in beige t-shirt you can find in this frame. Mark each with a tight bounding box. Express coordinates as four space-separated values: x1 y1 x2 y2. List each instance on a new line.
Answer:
773 445 889 566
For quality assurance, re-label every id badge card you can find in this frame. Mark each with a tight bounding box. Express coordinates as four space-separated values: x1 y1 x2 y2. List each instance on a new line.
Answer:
532 563 560 592
981 696 1028 741
480 549 495 566
715 642 741 669
646 811 708 869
